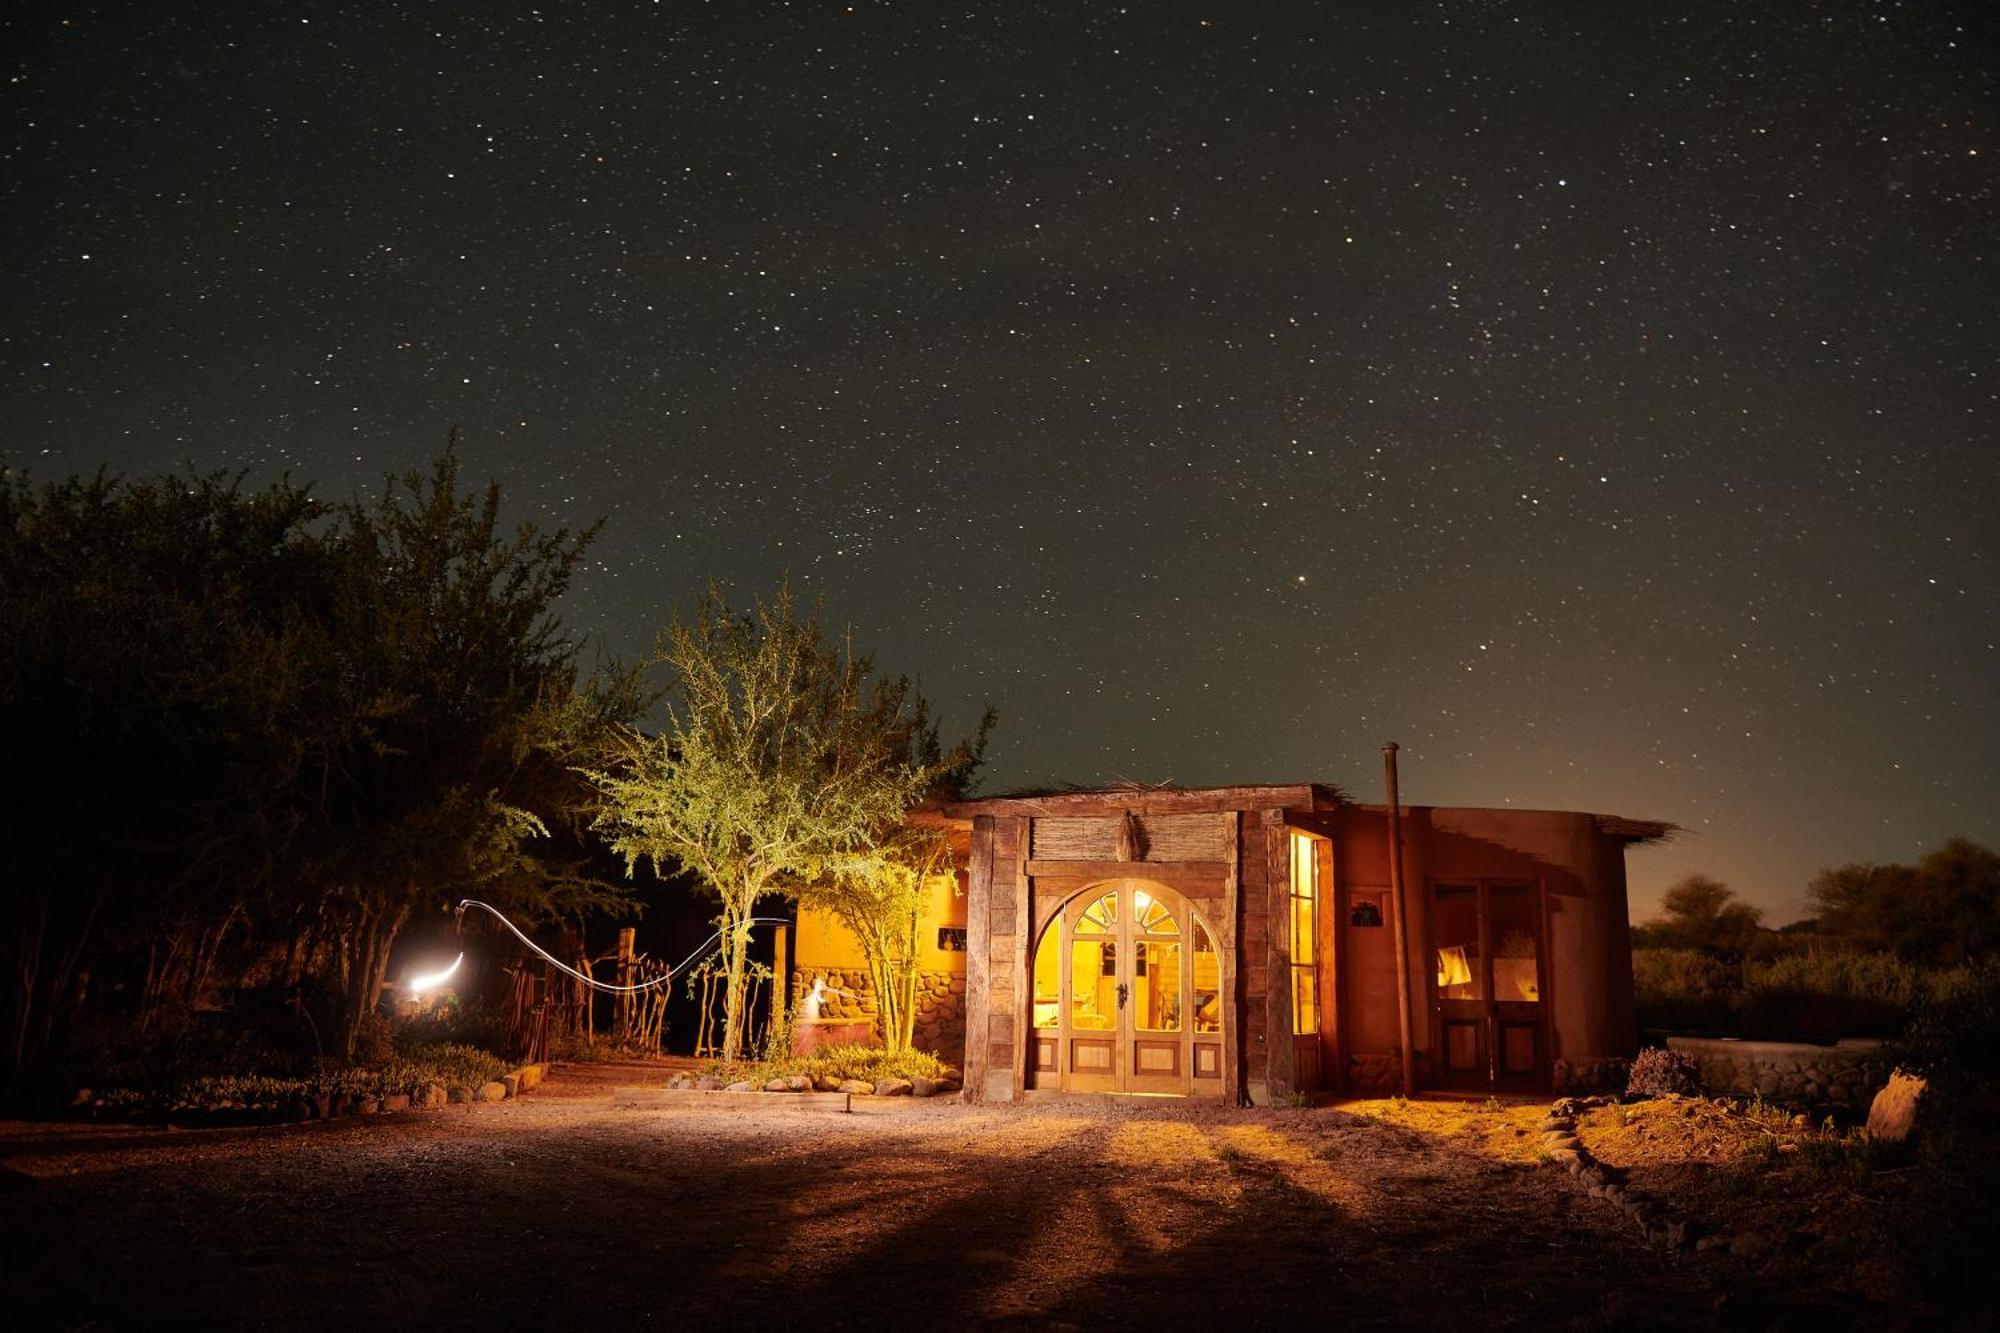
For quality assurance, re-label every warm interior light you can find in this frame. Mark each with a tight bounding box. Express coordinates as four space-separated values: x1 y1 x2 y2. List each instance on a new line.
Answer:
1133 890 1152 913
406 953 464 995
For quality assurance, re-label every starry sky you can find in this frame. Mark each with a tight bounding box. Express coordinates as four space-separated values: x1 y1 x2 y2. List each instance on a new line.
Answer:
5 2 1995 921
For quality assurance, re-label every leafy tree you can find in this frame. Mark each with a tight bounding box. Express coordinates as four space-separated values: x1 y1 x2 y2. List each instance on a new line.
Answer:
0 463 328 1082
0 443 641 1089
806 698 992 1054
586 585 969 1063
1631 873 1765 957
280 446 633 1056
1809 839 2000 965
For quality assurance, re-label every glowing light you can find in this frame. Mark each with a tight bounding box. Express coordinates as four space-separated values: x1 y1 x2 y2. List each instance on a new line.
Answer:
1134 890 1152 913
406 953 463 995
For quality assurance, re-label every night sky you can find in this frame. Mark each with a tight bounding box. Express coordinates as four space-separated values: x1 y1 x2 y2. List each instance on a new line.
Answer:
5 3 1995 921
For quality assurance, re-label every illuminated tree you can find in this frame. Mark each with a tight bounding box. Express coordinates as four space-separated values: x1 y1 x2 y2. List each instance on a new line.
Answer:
586 586 976 1063
806 699 990 1055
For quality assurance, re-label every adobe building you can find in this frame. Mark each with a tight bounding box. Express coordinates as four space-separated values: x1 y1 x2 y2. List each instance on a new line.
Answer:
791 777 1668 1104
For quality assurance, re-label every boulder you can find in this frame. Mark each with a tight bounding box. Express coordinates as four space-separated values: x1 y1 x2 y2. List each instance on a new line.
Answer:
356 1097 381 1115
723 1080 755 1093
477 1081 508 1103
935 1078 961 1094
414 1083 448 1110
501 1073 520 1099
1866 1070 1926 1144
811 1074 843 1093
874 1077 913 1097
694 1076 725 1091
910 1076 938 1098
381 1093 411 1113
837 1079 873 1095
448 1086 471 1105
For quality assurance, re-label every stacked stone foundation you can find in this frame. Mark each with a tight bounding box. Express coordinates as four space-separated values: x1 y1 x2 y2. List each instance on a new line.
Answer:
791 964 966 1062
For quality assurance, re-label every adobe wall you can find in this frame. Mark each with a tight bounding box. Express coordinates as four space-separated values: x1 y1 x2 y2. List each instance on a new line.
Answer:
1333 806 1641 1088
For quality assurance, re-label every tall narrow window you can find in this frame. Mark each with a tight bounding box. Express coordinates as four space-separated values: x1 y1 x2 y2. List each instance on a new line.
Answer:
1289 831 1320 1036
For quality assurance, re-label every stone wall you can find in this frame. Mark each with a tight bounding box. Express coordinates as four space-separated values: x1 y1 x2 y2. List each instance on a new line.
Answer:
1665 1036 1889 1107
1554 1056 1631 1095
791 965 966 1062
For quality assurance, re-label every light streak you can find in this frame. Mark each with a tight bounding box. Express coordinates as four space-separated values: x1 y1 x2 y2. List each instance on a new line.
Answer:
454 899 791 995
405 953 464 994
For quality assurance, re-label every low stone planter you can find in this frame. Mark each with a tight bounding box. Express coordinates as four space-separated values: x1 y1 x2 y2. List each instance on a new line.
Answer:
1664 1036 1888 1107
792 1020 877 1056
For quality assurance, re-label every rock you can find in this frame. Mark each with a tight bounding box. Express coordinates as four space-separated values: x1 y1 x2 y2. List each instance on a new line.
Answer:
1542 1133 1582 1152
1695 1234 1728 1253
724 1080 754 1093
477 1081 508 1103
1544 1148 1579 1169
694 1076 725 1091
448 1086 471 1104
1866 1070 1926 1144
356 1097 381 1115
935 1078 961 1094
668 1074 691 1090
381 1093 410 1113
764 1078 793 1092
782 1075 811 1092
911 1076 938 1097
811 1074 843 1092
501 1073 520 1099
837 1079 873 1095
68 1087 92 1110
414 1083 448 1110
1729 1232 1772 1259
873 1077 913 1097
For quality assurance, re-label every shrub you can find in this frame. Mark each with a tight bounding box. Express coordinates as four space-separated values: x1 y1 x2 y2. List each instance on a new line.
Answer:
1633 946 1976 1040
1626 1046 1702 1098
709 1041 950 1088
1632 948 1739 1032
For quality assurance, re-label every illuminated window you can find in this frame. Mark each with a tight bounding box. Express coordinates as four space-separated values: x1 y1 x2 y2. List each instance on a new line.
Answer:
1289 831 1321 1036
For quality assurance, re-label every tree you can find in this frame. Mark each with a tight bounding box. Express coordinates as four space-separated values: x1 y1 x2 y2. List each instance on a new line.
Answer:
585 585 966 1063
806 698 992 1054
284 445 629 1056
1809 839 2000 965
1633 873 1766 957
0 442 642 1089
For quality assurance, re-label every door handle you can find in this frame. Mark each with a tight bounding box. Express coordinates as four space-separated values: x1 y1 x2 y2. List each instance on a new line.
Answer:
1117 982 1130 1009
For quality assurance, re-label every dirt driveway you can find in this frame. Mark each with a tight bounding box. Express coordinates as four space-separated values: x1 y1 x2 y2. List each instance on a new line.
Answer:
1 1064 1836 1331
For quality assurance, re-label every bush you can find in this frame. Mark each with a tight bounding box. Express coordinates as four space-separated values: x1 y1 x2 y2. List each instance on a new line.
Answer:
709 1041 950 1088
1626 1046 1702 1098
1634 946 1976 1040
1632 948 1739 1032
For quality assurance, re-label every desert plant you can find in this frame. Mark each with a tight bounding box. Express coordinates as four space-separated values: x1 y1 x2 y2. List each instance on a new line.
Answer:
1625 1046 1702 1098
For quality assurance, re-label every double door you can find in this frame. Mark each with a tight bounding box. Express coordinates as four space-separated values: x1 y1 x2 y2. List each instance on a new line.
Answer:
1429 880 1547 1092
1031 880 1222 1095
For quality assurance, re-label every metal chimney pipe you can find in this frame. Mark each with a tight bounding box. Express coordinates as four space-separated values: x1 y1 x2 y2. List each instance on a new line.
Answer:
1382 742 1418 1098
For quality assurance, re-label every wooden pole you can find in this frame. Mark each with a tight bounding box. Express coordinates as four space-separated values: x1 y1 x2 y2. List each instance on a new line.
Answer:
1382 742 1418 1098
772 923 790 1036
615 927 636 1041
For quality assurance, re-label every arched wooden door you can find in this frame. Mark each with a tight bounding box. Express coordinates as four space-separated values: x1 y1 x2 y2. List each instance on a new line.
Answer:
1029 880 1225 1096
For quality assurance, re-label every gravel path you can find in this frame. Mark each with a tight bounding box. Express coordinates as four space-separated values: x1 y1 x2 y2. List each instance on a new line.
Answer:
3 1064 1749 1331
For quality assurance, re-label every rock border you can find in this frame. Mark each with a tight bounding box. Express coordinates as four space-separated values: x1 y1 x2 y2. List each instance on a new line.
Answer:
1540 1095 1692 1252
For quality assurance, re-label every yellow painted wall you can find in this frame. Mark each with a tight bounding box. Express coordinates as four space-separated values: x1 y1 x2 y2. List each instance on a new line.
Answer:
793 873 969 973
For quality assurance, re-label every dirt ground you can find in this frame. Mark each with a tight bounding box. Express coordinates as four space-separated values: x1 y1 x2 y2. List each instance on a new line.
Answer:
0 1065 1904 1331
